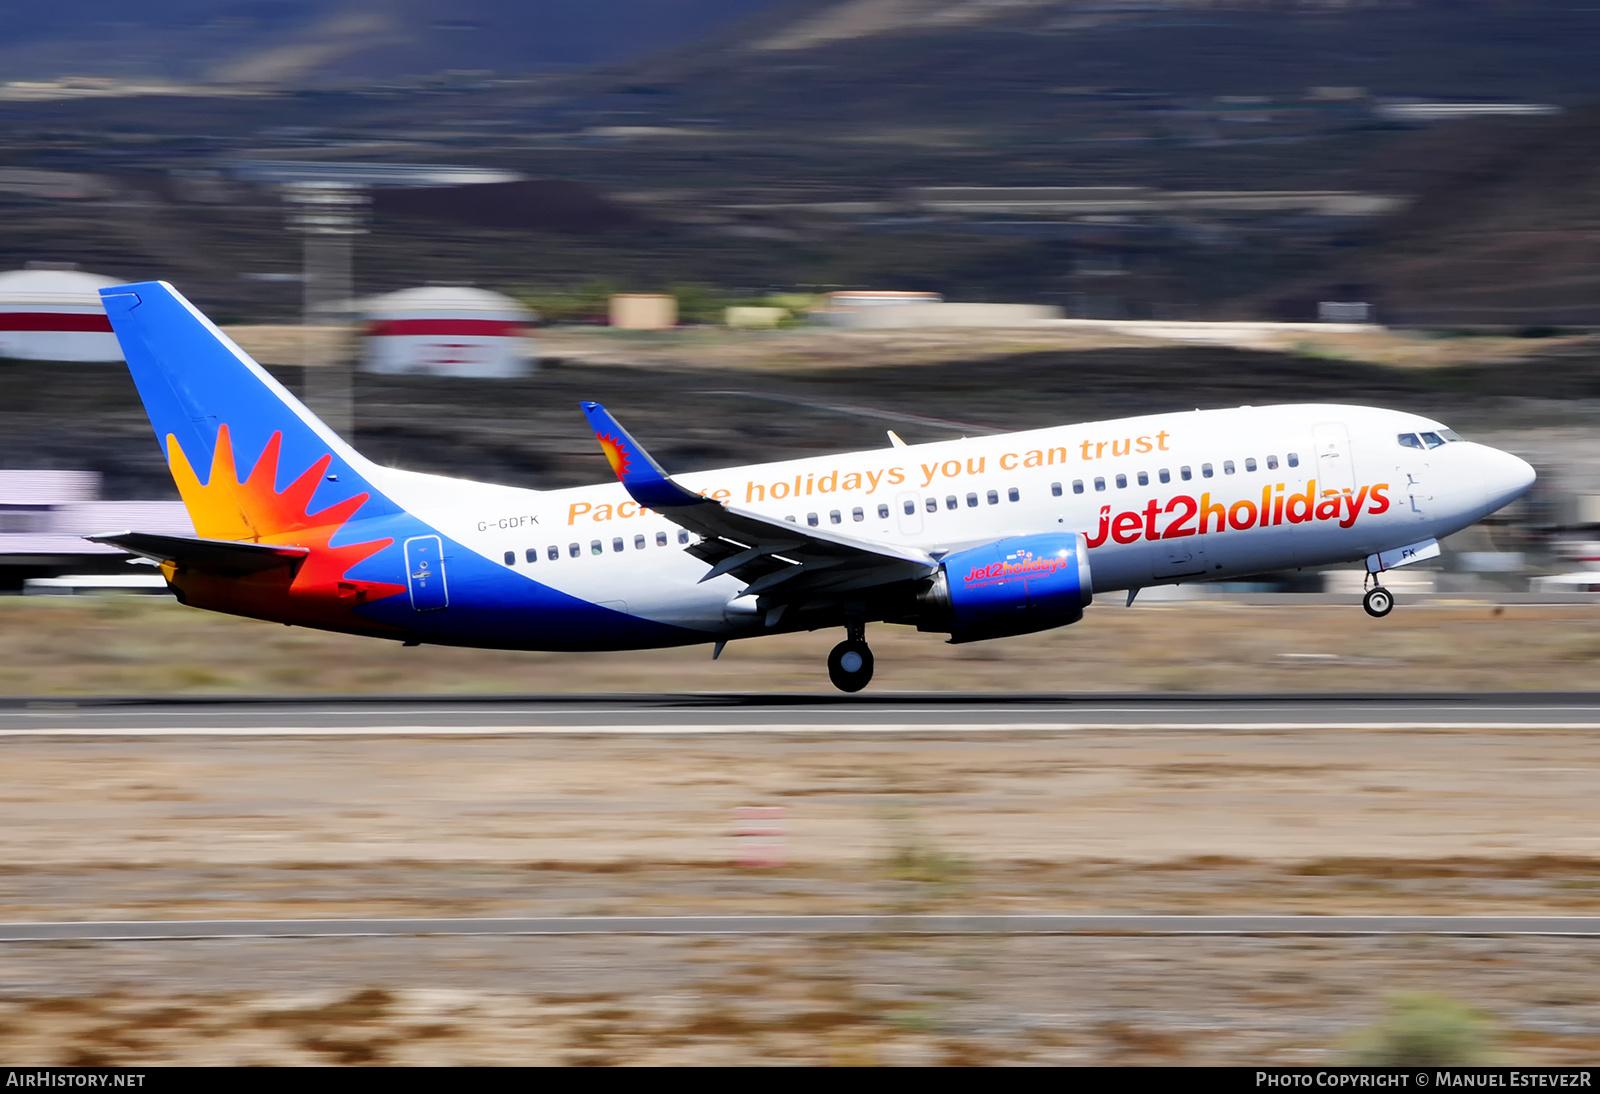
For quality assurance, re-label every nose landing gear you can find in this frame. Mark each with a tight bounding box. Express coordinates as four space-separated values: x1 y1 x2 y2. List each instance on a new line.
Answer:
827 618 875 693
1362 581 1394 618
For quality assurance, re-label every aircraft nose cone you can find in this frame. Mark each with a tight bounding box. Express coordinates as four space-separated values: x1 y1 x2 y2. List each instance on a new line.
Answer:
1479 446 1536 512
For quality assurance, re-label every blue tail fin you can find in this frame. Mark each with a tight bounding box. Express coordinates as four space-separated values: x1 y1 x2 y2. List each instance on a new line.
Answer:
101 281 398 540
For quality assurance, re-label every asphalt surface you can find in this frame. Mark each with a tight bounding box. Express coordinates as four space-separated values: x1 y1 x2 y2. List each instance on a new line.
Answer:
3 692 1600 735
4 915 1600 941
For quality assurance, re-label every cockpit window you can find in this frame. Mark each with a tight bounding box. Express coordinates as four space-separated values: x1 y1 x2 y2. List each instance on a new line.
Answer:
1398 433 1424 449
1420 431 1445 449
1438 428 1464 443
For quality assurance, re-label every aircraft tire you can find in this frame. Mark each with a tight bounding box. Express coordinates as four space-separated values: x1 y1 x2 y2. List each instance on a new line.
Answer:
827 640 874 693
1363 586 1394 618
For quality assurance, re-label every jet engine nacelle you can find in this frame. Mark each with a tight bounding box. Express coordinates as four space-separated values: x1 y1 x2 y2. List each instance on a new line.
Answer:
917 532 1093 643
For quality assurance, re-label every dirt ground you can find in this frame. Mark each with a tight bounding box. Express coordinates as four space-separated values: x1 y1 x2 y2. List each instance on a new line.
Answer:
2 594 1598 696
2 720 1600 1064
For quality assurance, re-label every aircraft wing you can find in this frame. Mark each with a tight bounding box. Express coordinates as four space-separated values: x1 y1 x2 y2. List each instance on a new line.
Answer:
580 402 937 603
85 531 309 576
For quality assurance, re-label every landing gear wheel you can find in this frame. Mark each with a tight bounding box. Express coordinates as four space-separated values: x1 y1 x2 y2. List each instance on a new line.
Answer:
827 640 875 693
1363 585 1394 618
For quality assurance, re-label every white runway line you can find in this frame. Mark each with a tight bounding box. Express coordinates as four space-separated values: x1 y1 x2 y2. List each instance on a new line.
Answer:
3 722 1600 737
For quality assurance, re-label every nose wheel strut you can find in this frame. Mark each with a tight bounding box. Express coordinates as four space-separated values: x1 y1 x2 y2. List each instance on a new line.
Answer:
828 618 874 693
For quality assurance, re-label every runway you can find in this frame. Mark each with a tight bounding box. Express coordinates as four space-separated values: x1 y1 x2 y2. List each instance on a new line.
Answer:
6 915 1600 941
3 691 1600 735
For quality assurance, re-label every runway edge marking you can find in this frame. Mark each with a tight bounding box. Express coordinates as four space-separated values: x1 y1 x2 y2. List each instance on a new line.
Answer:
3 721 1600 737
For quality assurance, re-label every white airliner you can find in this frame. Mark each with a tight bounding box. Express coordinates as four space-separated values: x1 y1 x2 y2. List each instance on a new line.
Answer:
90 282 1536 691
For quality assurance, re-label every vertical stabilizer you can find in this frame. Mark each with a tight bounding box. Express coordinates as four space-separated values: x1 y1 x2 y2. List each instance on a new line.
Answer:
100 281 398 541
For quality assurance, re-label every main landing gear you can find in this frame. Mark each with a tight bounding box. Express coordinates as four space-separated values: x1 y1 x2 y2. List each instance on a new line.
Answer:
1362 580 1394 619
827 619 875 693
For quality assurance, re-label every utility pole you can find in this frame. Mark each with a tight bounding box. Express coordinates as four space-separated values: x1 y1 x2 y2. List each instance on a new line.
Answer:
282 181 368 438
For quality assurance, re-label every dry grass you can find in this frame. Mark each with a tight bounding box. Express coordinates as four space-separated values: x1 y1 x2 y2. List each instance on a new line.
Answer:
2 595 1598 696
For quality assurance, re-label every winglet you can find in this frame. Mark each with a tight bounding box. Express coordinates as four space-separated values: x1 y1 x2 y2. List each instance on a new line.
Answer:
580 402 706 509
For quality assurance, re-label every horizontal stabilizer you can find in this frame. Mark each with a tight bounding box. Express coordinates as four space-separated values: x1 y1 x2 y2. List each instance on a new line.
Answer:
86 531 309 576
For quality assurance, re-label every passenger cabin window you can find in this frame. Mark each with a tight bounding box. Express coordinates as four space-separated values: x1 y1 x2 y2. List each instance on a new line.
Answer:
1287 453 1299 468
569 543 580 558
1180 466 1192 481
1266 455 1279 470
904 500 916 516
1159 469 1170 484
1093 478 1105 492
549 546 560 561
634 535 646 550
1201 463 1214 478
1050 482 1062 497
656 532 667 547
878 503 890 519
1072 480 1084 494
1224 460 1236 475
808 512 819 526
830 509 842 523
613 537 624 553
1008 487 1020 502
1115 474 1127 489
1137 471 1149 486
785 515 796 522
525 548 538 563
503 551 515 566
853 507 865 521
945 495 958 510
967 492 979 507
1245 458 1257 472
1398 433 1424 449
925 497 937 513
988 489 1000 504
590 540 602 556
678 530 690 544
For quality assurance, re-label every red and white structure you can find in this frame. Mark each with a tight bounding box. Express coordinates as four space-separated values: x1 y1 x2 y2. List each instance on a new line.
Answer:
361 286 536 379
0 265 124 362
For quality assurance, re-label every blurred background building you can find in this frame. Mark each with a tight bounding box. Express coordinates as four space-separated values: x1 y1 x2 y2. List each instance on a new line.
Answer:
0 264 122 362
362 285 537 379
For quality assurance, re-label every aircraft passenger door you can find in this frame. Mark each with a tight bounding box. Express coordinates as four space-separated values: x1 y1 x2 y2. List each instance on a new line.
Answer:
404 535 449 612
1312 423 1356 495
895 490 923 537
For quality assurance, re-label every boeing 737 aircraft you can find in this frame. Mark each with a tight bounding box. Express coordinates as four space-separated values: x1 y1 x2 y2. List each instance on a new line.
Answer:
89 282 1536 691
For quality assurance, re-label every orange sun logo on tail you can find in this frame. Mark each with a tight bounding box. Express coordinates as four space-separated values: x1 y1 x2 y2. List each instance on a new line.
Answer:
596 432 633 480
166 426 404 625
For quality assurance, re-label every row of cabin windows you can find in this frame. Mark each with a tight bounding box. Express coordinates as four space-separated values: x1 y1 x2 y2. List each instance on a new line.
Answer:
498 451 1318 565
785 487 1024 526
1062 453 1301 494
504 527 692 565
501 484 1039 564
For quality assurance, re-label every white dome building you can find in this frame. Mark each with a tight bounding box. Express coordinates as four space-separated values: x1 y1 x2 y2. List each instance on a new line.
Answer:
0 265 124 362
361 286 536 379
